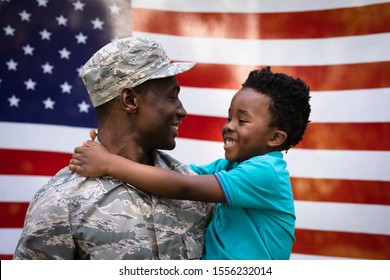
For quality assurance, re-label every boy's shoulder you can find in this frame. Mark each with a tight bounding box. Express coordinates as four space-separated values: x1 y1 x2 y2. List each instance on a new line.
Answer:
239 151 284 166
235 151 287 178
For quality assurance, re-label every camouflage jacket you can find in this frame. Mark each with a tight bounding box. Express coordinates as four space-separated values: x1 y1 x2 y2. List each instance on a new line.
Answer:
13 151 214 260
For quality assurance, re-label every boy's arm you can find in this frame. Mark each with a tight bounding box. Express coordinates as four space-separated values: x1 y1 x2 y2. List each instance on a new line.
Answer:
70 143 226 203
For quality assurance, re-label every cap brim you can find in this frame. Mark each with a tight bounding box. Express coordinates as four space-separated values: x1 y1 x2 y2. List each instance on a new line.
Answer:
150 61 196 80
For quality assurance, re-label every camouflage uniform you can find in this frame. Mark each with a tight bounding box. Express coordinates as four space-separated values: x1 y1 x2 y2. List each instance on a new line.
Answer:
13 151 214 260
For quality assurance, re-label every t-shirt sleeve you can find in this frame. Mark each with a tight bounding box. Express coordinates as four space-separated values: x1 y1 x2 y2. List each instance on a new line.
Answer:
189 158 234 175
214 157 281 209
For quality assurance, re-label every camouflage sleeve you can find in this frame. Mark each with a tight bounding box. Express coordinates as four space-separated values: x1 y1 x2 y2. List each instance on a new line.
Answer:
13 184 75 260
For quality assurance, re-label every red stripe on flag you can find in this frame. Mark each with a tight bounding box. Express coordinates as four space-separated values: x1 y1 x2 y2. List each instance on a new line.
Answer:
132 3 390 39
293 229 390 259
0 202 29 228
0 149 71 176
292 178 390 205
0 255 13 260
179 115 390 151
297 123 390 151
177 62 390 91
179 115 225 142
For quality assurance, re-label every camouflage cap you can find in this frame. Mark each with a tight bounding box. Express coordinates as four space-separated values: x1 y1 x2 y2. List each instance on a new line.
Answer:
81 37 196 107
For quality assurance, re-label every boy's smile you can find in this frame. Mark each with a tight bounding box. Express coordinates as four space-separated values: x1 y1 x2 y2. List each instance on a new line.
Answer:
223 137 238 149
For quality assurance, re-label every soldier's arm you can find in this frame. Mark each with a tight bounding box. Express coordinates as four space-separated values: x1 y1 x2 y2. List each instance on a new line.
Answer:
70 142 226 203
13 185 75 259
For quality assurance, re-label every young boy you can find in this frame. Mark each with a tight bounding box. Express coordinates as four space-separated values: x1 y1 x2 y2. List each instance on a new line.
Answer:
70 66 311 259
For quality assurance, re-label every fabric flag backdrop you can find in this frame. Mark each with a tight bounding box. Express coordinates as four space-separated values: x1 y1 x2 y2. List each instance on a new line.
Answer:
1 0 389 260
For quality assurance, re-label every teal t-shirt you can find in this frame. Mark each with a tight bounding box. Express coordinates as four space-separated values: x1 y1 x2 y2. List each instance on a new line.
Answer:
190 151 295 260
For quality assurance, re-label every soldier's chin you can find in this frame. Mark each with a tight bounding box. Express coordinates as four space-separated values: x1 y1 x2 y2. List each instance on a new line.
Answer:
160 140 176 151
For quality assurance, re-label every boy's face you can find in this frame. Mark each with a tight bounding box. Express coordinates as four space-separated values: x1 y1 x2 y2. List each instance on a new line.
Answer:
222 88 278 162
136 76 187 151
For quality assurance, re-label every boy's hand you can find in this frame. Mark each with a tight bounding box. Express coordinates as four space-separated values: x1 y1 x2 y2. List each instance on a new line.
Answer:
89 129 97 141
69 141 110 177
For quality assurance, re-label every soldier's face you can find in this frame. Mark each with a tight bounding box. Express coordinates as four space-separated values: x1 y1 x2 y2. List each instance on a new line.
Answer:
136 76 187 150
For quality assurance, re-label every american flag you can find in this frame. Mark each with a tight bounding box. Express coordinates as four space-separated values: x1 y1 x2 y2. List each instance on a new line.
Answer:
1 0 389 260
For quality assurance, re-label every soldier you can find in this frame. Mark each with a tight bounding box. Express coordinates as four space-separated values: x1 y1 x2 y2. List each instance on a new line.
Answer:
13 37 214 260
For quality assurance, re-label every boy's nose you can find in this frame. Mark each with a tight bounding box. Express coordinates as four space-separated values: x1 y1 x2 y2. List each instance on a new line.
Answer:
223 120 235 133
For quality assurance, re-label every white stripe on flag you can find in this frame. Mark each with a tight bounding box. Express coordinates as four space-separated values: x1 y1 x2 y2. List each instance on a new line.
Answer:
0 228 22 255
0 122 93 153
133 32 390 66
181 87 390 123
0 175 51 202
295 201 390 235
132 0 389 13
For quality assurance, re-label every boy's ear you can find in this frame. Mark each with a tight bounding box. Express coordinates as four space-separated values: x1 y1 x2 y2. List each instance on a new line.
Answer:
268 130 287 148
120 88 138 113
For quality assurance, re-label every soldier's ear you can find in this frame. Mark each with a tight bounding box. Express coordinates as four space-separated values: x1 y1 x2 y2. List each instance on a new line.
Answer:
120 88 138 113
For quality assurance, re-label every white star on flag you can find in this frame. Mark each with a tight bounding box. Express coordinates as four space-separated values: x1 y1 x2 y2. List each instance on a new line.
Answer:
77 66 83 77
60 81 72 94
36 0 48 7
58 48 71 59
91 18 104 30
43 97 55 110
8 95 20 107
41 62 54 74
24 78 37 90
73 0 85 11
56 15 68 26
109 4 121 14
3 25 15 36
75 32 88 44
78 100 91 113
19 10 31 21
39 29 52 40
22 44 34 55
6 59 18 71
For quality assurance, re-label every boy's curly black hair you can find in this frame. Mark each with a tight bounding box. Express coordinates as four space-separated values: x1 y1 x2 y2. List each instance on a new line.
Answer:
242 66 311 151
